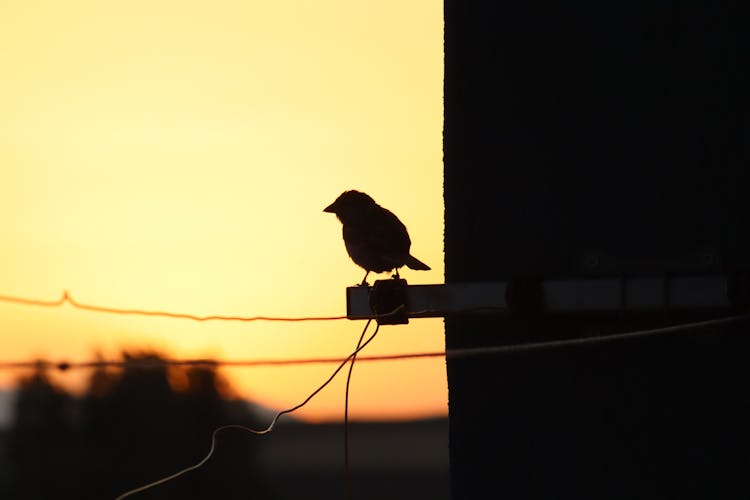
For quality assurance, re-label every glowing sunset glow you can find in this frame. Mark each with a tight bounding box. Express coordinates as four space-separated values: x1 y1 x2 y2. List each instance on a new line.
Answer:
0 1 444 421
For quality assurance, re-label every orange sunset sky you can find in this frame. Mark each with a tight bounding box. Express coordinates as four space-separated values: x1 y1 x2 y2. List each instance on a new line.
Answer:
0 1 445 421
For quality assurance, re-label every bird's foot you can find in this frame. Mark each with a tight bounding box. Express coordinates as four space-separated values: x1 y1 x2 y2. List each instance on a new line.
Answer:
391 270 401 280
359 271 370 287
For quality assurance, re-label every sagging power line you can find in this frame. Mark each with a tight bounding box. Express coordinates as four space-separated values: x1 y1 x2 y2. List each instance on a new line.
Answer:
0 290 348 322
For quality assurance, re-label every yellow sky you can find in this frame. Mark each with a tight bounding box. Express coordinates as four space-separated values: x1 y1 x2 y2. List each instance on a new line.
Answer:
0 1 444 421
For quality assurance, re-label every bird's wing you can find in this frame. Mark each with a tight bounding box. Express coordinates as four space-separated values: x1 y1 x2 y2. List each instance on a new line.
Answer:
365 206 412 264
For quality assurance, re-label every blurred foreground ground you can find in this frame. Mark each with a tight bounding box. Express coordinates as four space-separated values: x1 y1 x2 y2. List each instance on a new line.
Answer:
258 419 450 500
0 417 449 499
0 358 448 499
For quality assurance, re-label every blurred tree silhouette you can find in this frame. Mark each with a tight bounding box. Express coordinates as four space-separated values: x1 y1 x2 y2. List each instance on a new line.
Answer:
3 363 75 499
1 352 274 499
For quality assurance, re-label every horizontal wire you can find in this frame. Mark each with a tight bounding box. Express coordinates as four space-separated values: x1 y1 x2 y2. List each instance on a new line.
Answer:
0 353 440 371
0 291 347 322
2 313 748 372
443 312 750 357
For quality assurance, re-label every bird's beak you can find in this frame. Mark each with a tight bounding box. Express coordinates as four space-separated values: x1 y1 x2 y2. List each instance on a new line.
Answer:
323 202 336 213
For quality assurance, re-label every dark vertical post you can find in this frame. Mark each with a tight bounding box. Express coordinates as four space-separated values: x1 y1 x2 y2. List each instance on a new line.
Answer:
444 2 749 499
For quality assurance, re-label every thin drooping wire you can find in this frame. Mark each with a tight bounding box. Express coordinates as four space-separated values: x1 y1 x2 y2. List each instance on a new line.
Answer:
440 312 750 357
114 318 381 500
0 291 347 322
3 313 749 372
343 318 368 500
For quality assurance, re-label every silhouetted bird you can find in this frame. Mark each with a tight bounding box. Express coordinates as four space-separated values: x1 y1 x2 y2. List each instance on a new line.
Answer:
324 190 430 285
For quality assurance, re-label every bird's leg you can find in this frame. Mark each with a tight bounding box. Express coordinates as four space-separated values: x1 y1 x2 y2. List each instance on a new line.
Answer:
393 269 400 280
359 271 370 287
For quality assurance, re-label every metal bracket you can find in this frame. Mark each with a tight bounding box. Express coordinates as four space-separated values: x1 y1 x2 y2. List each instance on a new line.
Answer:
346 274 733 320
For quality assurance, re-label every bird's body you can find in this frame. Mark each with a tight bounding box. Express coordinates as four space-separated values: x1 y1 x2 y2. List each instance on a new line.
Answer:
324 190 430 285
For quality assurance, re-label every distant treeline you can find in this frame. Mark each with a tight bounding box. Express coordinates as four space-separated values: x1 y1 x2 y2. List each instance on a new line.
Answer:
0 352 276 499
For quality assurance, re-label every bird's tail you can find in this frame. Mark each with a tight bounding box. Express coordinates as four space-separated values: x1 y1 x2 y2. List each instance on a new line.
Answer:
405 254 431 271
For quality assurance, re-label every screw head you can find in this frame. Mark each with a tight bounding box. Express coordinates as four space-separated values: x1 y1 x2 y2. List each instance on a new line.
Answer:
584 254 600 270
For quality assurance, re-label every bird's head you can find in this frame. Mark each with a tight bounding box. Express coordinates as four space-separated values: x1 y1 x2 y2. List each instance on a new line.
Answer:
324 190 376 223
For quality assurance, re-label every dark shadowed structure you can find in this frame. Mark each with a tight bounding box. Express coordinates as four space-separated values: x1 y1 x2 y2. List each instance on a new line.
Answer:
444 1 749 499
